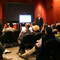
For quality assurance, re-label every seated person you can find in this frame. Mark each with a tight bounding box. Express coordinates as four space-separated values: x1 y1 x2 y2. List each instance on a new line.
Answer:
21 27 55 58
2 24 7 33
29 22 36 32
33 25 40 34
2 23 15 33
0 25 11 60
51 24 57 34
17 23 33 56
55 25 60 42
41 24 48 33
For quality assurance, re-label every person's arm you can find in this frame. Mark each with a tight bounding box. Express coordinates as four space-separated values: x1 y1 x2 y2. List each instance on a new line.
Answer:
17 31 25 44
2 27 6 33
36 38 42 47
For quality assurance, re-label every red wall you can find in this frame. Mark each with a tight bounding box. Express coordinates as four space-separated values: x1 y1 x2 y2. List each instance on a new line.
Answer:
53 0 60 23
46 0 53 25
0 0 46 30
34 0 46 23
1 0 46 23
46 0 60 25
0 1 2 19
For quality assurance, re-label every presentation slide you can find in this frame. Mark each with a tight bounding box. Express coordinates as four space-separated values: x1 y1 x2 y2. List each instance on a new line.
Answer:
19 15 31 23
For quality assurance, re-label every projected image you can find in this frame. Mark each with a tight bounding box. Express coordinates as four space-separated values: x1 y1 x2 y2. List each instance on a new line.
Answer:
19 15 31 23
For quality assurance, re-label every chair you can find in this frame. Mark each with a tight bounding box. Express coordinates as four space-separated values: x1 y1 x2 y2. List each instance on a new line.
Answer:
3 31 13 43
34 33 43 42
22 35 35 49
36 39 60 60
13 30 20 42
52 31 57 34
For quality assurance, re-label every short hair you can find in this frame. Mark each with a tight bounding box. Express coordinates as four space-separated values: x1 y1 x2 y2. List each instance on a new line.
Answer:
9 23 13 27
45 27 52 34
31 22 35 26
25 23 30 28
43 24 48 29
51 24 56 29
44 22 48 24
33 25 40 32
56 25 60 32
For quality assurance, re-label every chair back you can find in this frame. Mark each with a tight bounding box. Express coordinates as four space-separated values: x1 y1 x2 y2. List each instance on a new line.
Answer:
22 35 35 49
34 33 43 42
3 31 13 43
13 30 20 42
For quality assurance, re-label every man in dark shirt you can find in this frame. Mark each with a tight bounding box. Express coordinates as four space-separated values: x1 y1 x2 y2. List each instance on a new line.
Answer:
17 23 33 56
36 14 43 29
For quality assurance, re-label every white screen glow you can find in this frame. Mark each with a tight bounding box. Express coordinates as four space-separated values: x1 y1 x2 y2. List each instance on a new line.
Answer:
19 15 31 23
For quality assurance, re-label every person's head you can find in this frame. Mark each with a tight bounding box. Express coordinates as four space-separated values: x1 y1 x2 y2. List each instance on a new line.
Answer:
31 22 35 26
51 24 56 29
33 25 40 32
44 22 48 25
56 23 60 27
56 25 60 32
25 23 30 29
0 25 2 35
45 27 52 34
43 24 48 29
9 23 13 27
4 24 7 28
38 14 40 17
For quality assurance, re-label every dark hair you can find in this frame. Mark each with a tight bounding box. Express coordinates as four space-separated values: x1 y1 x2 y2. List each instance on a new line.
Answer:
0 25 2 35
56 25 60 32
45 27 52 34
45 22 48 24
32 22 35 26
26 25 30 28
44 24 48 29
9 23 13 27
51 24 56 29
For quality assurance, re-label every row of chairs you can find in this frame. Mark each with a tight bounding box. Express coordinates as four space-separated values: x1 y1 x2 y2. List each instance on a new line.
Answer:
3 31 43 48
2 30 20 44
21 33 43 49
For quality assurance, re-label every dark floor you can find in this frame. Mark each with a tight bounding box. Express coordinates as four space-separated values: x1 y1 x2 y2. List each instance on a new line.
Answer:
3 46 36 60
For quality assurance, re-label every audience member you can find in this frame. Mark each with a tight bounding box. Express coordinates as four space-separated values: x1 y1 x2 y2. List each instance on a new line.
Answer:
2 24 7 33
17 23 33 56
33 25 40 34
41 24 48 33
44 21 50 27
3 23 15 33
55 25 60 37
21 27 55 58
29 22 35 32
51 24 57 34
0 25 6 59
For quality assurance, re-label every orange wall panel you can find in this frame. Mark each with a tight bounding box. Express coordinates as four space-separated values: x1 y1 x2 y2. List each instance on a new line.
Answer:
53 0 60 23
0 2 2 19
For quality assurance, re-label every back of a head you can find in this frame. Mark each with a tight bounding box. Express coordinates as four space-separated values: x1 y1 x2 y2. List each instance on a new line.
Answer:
43 24 48 29
25 23 30 29
33 25 40 32
44 22 48 24
9 23 13 27
51 24 56 29
32 22 36 26
56 25 60 32
45 27 52 34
